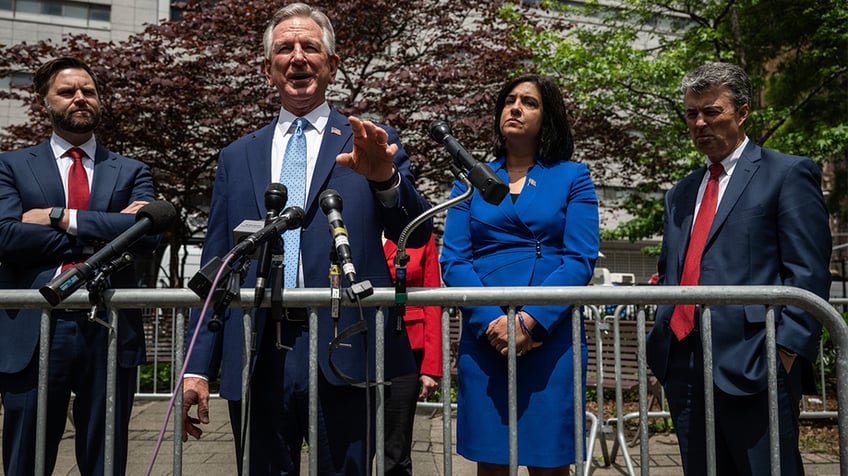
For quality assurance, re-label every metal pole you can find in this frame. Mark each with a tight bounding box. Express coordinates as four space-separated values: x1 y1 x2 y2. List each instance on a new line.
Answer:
173 308 186 476
507 306 518 475
441 307 453 476
104 307 119 476
35 308 51 476
572 306 584 476
765 306 780 476
701 306 716 476
308 307 318 474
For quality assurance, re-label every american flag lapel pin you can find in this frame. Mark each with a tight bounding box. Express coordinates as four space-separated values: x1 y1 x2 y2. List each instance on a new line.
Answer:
528 178 537 187
331 127 341 136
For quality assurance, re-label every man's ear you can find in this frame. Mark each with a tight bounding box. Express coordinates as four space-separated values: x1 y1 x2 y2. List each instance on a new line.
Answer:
737 103 750 128
262 60 272 87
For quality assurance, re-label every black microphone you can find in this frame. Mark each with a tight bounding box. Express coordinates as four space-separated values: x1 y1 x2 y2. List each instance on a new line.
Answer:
429 120 509 205
255 183 287 307
319 189 373 299
319 189 359 284
229 206 305 259
40 200 176 306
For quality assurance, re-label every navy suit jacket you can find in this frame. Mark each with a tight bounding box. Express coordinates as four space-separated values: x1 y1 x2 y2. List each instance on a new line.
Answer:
185 109 432 399
0 141 157 374
646 141 831 396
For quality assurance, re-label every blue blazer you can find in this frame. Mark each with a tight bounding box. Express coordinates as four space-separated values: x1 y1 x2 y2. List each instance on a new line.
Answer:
0 141 157 373
441 157 599 350
646 141 832 396
185 109 431 399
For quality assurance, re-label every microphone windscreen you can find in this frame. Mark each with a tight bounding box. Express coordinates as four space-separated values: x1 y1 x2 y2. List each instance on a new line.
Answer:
319 189 342 214
136 201 177 233
428 120 451 144
265 183 287 210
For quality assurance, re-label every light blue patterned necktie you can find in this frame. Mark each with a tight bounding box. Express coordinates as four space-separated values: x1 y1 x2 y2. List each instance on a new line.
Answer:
278 117 307 288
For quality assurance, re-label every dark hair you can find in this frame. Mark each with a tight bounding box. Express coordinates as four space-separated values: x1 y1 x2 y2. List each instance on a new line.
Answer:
33 57 100 98
492 74 574 164
680 62 752 112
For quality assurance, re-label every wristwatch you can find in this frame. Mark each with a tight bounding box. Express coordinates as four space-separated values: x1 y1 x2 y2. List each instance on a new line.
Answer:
49 207 64 228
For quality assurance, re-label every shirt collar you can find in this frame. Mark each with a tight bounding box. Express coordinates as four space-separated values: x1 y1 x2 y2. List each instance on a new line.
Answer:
50 133 97 161
276 102 330 136
706 135 748 177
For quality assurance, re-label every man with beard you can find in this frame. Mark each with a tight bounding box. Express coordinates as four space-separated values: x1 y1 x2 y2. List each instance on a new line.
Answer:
0 57 158 475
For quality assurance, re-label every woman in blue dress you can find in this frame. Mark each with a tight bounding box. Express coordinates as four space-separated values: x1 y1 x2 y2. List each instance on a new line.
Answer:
440 74 600 475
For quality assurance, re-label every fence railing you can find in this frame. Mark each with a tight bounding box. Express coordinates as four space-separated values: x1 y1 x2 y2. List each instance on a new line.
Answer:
0 285 845 476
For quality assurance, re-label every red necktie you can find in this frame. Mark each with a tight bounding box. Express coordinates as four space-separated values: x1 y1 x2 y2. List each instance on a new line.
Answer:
67 147 90 210
670 163 724 340
61 148 90 272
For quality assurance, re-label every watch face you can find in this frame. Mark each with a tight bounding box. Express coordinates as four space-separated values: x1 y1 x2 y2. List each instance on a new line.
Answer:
50 207 63 224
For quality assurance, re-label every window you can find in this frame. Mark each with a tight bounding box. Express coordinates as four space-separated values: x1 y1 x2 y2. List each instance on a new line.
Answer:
4 0 111 23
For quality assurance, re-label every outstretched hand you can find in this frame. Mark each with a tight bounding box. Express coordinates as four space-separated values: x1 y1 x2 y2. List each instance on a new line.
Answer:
336 116 397 182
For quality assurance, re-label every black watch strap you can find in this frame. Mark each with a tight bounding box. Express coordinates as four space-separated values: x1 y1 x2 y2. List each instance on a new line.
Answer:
49 207 64 228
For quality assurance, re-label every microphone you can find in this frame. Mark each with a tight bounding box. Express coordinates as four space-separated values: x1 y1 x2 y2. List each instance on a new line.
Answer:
429 120 509 205
255 183 287 307
229 206 305 259
40 200 176 306
319 190 373 298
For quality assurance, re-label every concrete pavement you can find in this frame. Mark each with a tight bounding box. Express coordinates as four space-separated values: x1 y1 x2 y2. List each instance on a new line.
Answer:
12 397 842 475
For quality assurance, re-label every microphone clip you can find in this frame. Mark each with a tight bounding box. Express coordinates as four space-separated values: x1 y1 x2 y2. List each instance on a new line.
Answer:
207 256 249 333
393 250 409 332
346 280 374 301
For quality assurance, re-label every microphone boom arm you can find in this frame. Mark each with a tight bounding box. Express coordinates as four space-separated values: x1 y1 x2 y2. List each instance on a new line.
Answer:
394 164 474 328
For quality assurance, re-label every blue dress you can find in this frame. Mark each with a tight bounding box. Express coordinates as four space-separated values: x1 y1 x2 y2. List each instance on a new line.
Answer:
440 156 599 467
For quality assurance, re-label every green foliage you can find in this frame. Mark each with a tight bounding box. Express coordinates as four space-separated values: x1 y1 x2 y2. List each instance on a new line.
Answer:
138 363 174 393
816 309 848 392
521 0 848 241
429 377 458 404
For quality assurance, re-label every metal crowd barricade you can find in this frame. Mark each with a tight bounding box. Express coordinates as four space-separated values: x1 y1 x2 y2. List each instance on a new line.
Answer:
0 285 845 476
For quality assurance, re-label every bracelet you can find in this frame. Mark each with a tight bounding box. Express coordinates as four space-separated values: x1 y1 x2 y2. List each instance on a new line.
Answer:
517 312 534 340
368 168 400 191
517 311 546 342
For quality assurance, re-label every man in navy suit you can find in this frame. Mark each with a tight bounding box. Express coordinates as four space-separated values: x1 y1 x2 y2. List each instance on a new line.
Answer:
646 62 831 475
0 57 158 475
180 3 431 475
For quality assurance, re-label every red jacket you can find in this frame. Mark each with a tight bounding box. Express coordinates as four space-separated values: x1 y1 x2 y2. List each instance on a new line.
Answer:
384 236 442 377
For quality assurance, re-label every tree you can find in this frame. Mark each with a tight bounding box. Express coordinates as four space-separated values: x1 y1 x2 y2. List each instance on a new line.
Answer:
0 0 552 285
513 0 847 245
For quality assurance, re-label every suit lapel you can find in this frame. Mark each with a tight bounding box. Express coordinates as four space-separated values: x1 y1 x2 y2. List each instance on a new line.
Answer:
499 161 538 235
307 110 350 213
89 145 119 211
246 120 277 216
707 143 760 245
26 142 65 206
673 170 703 273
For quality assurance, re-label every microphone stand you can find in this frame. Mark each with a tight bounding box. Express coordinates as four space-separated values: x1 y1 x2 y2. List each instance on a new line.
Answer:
329 249 342 339
85 252 135 328
393 162 474 332
270 235 288 350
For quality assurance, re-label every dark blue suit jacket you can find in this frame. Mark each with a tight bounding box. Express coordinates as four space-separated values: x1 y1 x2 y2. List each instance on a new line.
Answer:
0 141 157 374
185 109 431 399
646 141 831 396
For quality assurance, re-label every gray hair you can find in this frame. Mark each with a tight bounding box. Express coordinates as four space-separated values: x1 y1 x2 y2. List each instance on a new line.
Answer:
262 3 336 60
680 62 752 112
